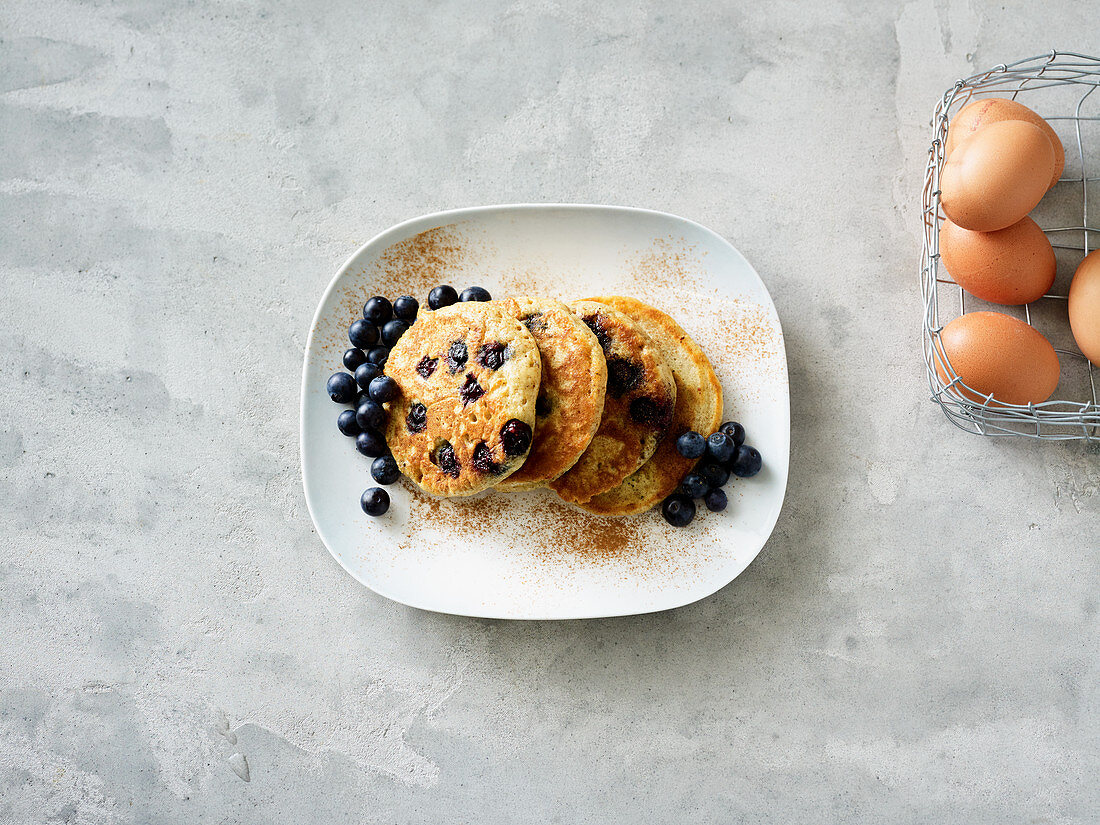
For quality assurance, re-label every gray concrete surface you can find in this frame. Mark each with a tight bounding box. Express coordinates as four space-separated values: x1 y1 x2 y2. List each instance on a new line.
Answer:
2 1 1098 822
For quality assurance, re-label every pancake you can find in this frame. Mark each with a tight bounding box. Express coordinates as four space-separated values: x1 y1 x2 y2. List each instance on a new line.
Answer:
549 301 676 505
577 296 723 516
384 301 541 497
496 297 607 491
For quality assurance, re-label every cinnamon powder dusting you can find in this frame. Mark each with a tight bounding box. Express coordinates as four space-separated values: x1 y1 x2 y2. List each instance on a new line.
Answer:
403 482 642 559
338 224 479 325
622 237 786 403
372 225 479 297
624 237 710 300
313 224 482 367
394 479 717 580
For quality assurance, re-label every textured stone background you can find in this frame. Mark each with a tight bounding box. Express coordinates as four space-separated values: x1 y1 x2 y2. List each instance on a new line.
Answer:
2 1 1098 822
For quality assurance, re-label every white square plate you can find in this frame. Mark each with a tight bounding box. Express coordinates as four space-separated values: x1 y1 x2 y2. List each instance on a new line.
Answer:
300 205 789 619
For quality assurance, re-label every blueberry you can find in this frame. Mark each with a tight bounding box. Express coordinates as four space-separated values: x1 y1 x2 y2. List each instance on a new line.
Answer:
416 356 438 379
680 472 709 498
476 341 507 370
459 286 491 302
371 455 401 485
354 361 382 389
326 372 357 403
393 295 419 321
363 296 393 325
381 319 408 346
337 409 360 436
356 399 386 430
629 397 670 429
704 488 728 512
360 487 390 516
675 431 706 460
355 389 372 408
366 346 389 365
700 462 730 489
471 442 500 474
428 284 458 310
606 356 642 398
433 442 461 477
522 312 546 333
729 445 762 478
405 403 427 433
661 494 695 527
343 348 368 371
445 340 468 372
355 428 388 457
348 319 379 349
500 419 532 456
719 420 746 448
368 375 399 403
582 312 612 353
705 431 735 464
459 373 485 406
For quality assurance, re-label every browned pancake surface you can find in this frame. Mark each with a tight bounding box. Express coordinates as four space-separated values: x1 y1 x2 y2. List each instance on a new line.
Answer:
385 301 541 497
497 297 607 491
549 301 675 505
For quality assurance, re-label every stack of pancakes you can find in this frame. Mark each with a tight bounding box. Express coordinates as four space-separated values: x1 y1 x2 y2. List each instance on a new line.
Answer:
384 294 722 516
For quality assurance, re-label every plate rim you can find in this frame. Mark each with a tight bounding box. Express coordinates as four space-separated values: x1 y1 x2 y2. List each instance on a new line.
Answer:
299 202 789 620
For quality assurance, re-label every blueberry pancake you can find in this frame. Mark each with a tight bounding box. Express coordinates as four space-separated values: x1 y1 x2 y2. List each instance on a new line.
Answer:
496 297 608 491
384 301 541 497
578 296 723 516
549 301 676 505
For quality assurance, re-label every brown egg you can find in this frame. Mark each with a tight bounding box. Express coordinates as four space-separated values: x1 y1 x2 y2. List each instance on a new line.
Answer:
939 216 1055 305
1068 250 1100 365
936 311 1060 405
940 120 1055 232
946 97 1064 189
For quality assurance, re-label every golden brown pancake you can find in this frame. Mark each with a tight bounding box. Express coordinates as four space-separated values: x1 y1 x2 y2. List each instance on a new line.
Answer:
549 301 675 505
577 296 722 516
384 301 541 497
496 297 607 491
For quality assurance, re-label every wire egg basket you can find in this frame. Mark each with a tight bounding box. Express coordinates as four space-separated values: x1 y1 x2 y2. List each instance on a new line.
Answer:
921 50 1100 441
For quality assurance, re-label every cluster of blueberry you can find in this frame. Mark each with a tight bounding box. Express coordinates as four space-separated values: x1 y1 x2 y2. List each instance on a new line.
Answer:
661 421 763 527
325 284 493 516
